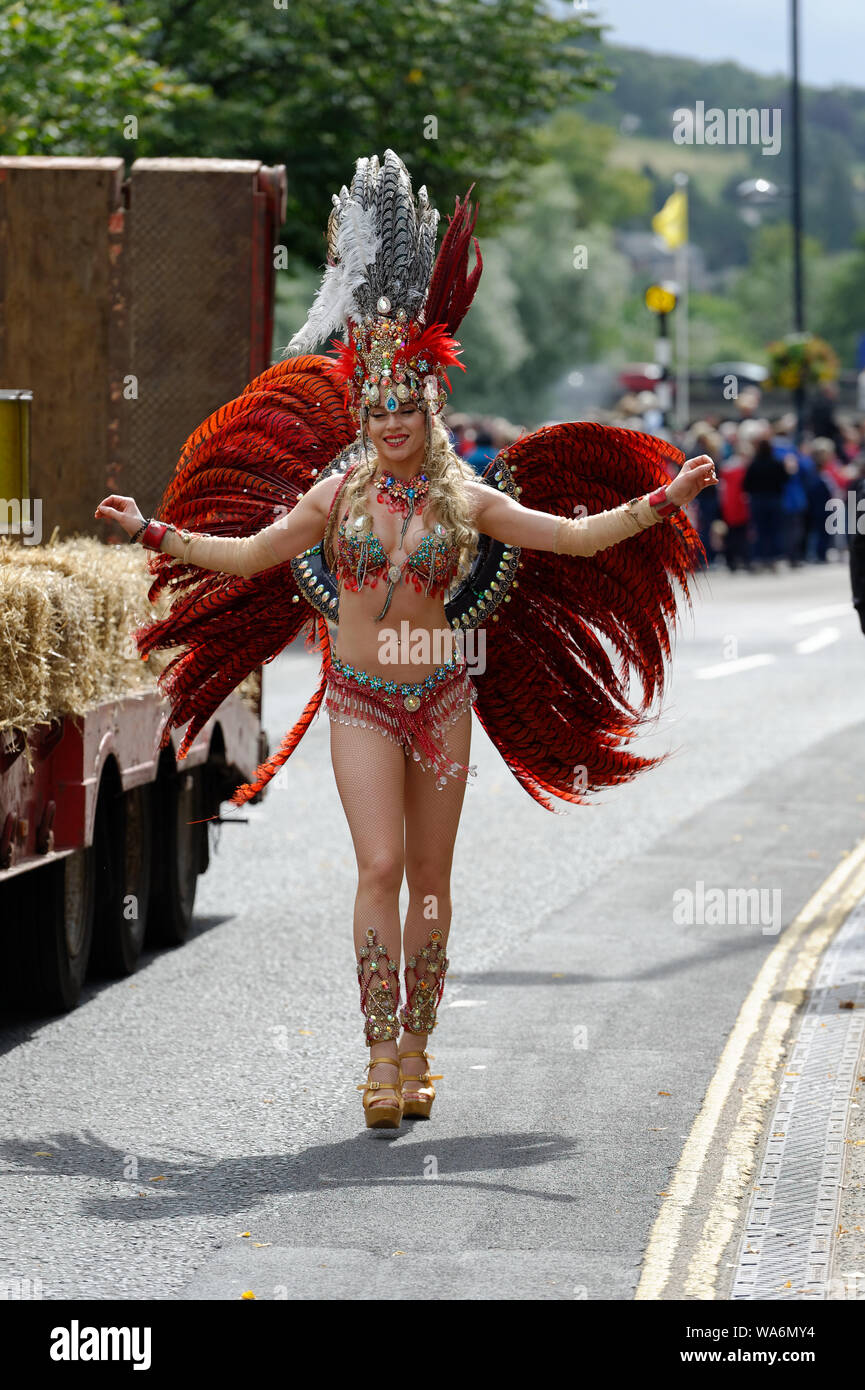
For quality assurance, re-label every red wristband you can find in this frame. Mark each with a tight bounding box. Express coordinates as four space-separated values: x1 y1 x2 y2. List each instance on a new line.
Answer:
140 519 170 550
647 485 679 518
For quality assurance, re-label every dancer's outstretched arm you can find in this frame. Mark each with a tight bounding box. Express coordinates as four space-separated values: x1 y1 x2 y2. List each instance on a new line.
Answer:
467 453 717 557
95 473 342 576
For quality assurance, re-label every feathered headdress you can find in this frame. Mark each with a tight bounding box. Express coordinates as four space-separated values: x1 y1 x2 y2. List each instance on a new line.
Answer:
286 149 482 421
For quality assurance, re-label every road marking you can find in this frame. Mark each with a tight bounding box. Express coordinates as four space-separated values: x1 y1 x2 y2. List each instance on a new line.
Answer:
634 837 865 1301
789 604 856 625
727 904 865 1299
684 859 865 1298
696 620 847 679
794 626 840 654
695 654 776 680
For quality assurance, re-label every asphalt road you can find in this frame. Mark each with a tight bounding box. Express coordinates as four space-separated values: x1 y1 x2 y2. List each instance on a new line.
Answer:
1 554 864 1300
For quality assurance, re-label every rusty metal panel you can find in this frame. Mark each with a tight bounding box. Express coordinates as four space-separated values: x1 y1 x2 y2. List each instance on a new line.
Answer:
107 191 130 511
0 157 126 541
128 159 266 512
251 165 287 380
0 157 287 535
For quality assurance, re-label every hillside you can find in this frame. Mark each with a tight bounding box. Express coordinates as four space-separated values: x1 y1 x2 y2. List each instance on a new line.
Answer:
585 44 864 261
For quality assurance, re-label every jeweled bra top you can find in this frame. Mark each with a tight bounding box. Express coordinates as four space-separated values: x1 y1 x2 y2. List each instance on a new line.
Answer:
335 511 460 600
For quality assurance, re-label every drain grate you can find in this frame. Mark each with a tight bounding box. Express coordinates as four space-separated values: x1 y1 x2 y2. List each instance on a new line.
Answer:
730 901 865 1299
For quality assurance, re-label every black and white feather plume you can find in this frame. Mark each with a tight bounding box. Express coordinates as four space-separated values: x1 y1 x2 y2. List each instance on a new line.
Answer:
285 149 440 355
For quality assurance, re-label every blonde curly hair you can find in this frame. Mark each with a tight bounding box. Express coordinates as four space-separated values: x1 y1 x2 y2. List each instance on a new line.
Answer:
323 408 479 587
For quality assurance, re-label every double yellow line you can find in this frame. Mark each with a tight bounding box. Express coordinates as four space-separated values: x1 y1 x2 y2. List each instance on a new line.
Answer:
635 836 865 1300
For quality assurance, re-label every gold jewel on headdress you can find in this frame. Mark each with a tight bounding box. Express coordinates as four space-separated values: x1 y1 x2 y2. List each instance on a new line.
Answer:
337 300 462 419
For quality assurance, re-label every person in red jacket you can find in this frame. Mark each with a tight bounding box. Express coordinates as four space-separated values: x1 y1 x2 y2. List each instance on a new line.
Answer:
719 447 752 572
811 437 854 496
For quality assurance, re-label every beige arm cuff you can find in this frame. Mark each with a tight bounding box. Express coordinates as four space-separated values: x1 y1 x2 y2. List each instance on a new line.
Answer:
156 525 282 577
552 495 661 558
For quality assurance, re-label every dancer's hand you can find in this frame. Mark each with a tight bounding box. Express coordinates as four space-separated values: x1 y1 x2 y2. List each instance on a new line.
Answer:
665 455 717 508
95 495 146 537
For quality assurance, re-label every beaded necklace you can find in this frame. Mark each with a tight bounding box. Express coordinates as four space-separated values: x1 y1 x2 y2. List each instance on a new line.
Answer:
371 470 430 620
375 470 429 517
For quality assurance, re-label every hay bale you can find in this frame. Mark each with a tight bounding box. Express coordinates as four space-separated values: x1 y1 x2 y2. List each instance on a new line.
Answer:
0 533 260 748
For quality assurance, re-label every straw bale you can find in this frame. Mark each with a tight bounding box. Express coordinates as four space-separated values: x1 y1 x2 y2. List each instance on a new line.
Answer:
0 532 261 759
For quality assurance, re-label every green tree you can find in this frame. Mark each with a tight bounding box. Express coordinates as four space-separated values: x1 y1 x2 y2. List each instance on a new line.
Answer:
533 109 652 225
811 140 858 253
816 232 865 366
0 0 611 263
0 0 206 152
127 0 610 266
439 136 646 422
730 222 830 347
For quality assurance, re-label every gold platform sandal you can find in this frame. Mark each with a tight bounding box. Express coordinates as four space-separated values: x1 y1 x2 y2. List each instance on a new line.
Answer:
398 926 449 1119
398 1049 444 1119
355 926 403 1130
357 1055 404 1129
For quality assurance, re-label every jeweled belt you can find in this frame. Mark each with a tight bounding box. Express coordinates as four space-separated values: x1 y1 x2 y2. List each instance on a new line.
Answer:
329 652 466 712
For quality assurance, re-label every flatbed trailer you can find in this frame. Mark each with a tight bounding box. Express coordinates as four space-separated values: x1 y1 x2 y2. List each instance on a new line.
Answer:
0 682 267 1014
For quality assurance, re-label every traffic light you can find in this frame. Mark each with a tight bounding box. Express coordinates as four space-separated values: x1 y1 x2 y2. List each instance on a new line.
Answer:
645 284 678 316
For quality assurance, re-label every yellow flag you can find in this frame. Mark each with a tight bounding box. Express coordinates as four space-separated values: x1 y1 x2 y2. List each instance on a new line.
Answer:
652 190 688 249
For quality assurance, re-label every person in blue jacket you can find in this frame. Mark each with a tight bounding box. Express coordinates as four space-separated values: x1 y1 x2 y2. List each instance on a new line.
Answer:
466 428 497 476
776 447 810 567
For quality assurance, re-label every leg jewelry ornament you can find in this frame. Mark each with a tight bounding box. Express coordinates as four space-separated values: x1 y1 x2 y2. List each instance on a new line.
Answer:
399 926 449 1035
357 926 400 1043
356 927 404 1128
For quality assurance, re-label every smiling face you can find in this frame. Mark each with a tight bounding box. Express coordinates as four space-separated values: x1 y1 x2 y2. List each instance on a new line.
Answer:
365 389 427 474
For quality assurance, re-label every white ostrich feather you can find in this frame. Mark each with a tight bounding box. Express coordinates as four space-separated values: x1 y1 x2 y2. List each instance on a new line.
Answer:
285 200 381 356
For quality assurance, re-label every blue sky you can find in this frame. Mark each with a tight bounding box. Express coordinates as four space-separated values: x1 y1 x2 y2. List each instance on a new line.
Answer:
578 0 863 88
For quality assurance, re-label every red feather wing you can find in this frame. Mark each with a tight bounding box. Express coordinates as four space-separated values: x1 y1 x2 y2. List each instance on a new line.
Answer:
132 355 354 801
471 423 708 812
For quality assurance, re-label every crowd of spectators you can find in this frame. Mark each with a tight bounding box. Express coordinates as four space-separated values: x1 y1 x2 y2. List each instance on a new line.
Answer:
675 383 864 573
445 383 865 574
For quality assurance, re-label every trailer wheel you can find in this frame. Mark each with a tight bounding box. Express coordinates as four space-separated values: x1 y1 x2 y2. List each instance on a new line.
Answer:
124 783 154 956
147 766 200 947
91 782 153 978
0 871 31 1009
26 849 96 1012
